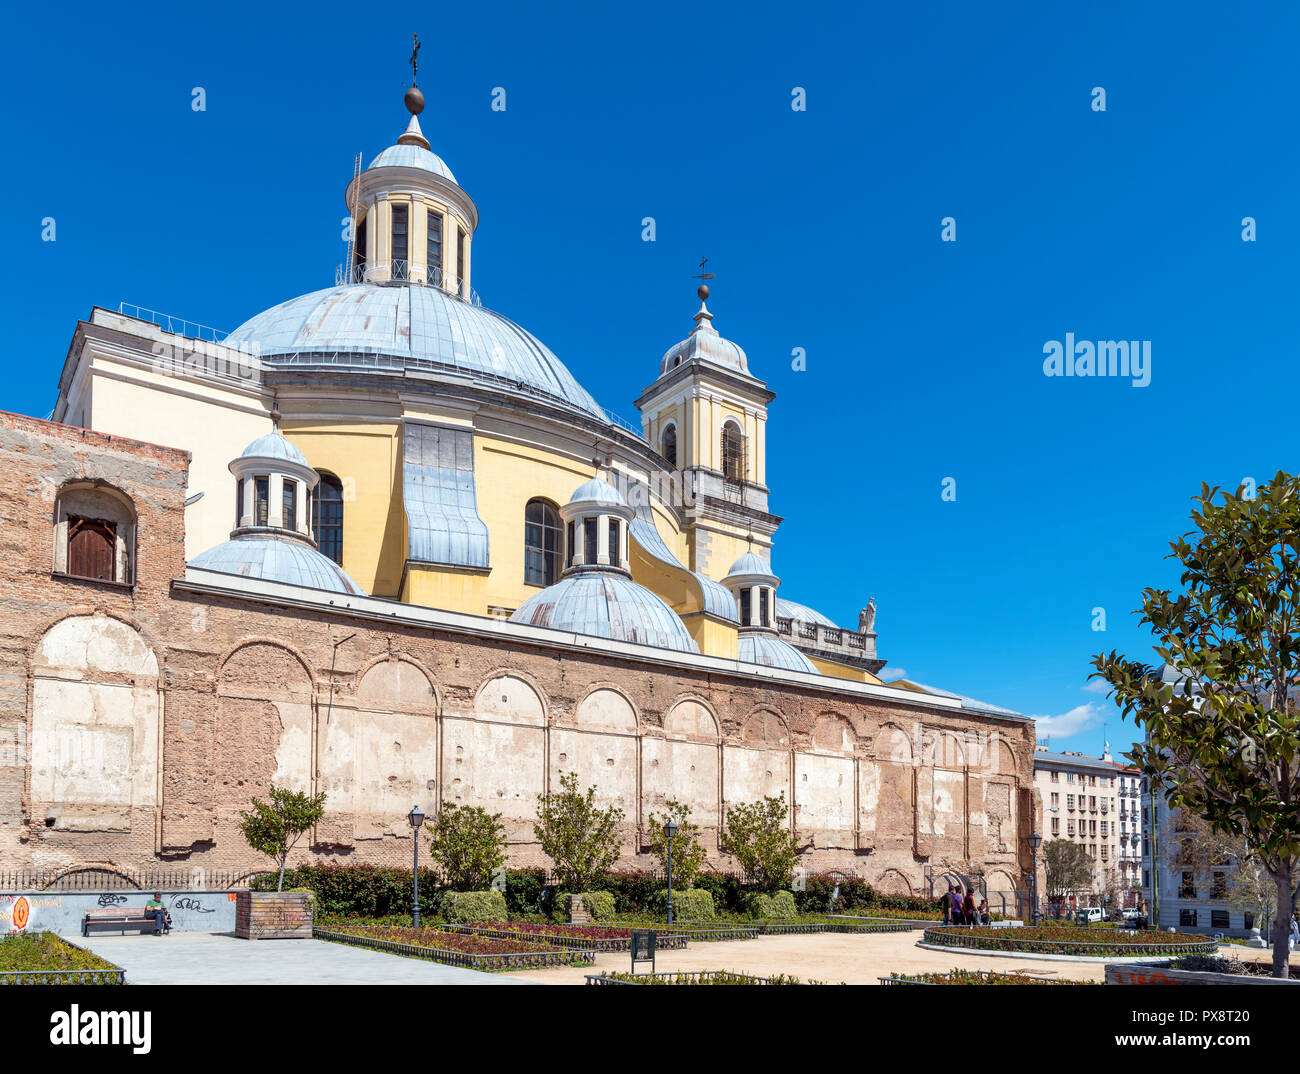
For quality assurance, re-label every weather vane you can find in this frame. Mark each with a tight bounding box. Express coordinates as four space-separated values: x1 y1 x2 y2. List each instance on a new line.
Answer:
409 34 421 86
692 255 715 282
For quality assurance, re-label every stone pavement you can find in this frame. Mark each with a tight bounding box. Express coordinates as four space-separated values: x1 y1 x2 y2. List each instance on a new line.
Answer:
70 931 524 985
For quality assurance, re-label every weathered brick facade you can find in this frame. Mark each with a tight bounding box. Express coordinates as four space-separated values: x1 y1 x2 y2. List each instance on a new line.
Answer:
0 411 1038 900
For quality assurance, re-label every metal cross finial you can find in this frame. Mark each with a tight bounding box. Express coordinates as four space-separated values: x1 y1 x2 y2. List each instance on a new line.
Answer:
410 34 421 85
692 255 715 282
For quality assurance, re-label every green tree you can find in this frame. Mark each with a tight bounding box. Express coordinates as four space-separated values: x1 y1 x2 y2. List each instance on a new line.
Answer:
534 772 625 892
238 786 327 892
428 804 506 891
646 798 708 891
1042 838 1094 902
1175 809 1279 937
1093 472 1300 977
720 792 798 892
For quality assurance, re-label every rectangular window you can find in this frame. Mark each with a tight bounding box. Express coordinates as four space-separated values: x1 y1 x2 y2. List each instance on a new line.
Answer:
1067 822 1075 836
354 217 367 277
427 210 443 281
759 587 770 626
255 477 269 527
1244 911 1254 930
391 204 409 275
1050 770 1059 782
1050 792 1059 806
740 589 752 625
282 480 296 529
1143 870 1150 888
457 228 466 290
1067 773 1075 783
606 518 620 565
583 518 597 565
1100 822 1107 838
66 516 117 582
236 480 244 527
1212 872 1226 899
566 521 575 566
1210 910 1229 929
1180 908 1198 927
1180 872 1196 899
1051 818 1059 835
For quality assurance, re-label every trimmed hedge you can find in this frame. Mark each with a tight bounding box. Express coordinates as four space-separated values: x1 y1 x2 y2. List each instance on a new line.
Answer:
744 891 798 919
443 890 509 923
650 887 715 920
580 892 617 922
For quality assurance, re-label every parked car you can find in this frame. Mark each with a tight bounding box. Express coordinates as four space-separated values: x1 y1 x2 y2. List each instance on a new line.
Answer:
1075 906 1104 923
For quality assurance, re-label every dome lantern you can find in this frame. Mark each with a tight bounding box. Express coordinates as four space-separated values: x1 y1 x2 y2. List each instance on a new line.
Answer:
722 549 818 674
560 477 635 576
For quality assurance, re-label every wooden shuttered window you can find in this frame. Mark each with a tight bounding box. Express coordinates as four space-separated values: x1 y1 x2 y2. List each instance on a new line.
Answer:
67 516 116 582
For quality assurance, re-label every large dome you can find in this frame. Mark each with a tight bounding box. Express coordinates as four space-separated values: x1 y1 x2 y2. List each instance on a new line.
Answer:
739 632 817 673
368 144 456 184
224 283 607 421
511 572 698 653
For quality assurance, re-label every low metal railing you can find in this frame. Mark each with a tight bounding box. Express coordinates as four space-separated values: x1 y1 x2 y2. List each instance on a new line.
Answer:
586 970 778 986
921 927 1217 957
444 924 689 952
314 927 594 971
0 868 271 892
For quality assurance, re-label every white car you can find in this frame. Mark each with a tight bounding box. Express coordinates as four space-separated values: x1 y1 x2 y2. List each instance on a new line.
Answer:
1075 907 1104 923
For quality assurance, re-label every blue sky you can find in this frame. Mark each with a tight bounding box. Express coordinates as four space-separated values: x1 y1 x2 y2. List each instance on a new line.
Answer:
3 1 1297 759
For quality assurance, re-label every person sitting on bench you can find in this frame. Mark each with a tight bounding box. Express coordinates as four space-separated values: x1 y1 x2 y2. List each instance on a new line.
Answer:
144 893 171 935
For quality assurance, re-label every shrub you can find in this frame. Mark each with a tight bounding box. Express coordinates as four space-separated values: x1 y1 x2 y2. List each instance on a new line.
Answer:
442 889 509 924
601 871 662 914
646 799 708 890
580 891 617 922
238 786 327 891
744 890 798 919
504 868 547 915
534 773 624 891
253 863 445 919
720 793 798 891
286 887 318 913
428 804 506 891
651 887 715 920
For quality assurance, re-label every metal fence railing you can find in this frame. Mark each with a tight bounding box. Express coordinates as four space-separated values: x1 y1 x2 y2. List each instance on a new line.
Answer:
0 868 272 892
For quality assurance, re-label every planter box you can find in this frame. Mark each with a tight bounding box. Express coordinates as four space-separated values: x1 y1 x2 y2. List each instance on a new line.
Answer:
235 891 312 940
1105 960 1299 986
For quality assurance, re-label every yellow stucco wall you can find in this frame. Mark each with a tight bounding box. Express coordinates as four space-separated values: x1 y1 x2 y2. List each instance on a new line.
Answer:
809 655 882 684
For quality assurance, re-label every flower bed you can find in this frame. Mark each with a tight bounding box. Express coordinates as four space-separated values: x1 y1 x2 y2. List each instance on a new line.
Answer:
315 924 594 970
881 968 1096 985
586 969 835 985
922 925 1217 958
0 932 124 985
447 921 690 952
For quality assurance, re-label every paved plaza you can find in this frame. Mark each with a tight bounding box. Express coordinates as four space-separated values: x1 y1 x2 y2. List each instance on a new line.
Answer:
71 931 523 985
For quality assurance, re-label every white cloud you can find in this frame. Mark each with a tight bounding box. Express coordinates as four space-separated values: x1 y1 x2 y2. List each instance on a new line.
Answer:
879 667 908 682
1081 678 1109 695
1032 702 1105 742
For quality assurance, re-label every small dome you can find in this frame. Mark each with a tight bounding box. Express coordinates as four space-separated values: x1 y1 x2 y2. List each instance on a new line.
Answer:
739 632 818 673
660 298 749 376
724 552 776 581
189 535 364 595
368 143 457 185
568 477 625 507
775 597 837 628
510 572 698 653
238 432 309 467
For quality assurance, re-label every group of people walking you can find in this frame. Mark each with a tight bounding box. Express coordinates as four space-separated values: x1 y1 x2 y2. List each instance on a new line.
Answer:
938 883 991 926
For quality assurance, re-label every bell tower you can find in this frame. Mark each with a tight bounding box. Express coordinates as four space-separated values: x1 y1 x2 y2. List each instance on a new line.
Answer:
635 281 778 581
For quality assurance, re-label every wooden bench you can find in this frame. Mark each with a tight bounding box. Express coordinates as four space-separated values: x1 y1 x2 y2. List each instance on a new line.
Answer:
82 907 169 936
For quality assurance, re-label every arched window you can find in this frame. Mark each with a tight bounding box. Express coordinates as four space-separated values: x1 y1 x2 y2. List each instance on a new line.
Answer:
662 424 677 468
524 498 561 586
312 473 345 565
54 482 136 585
722 422 745 482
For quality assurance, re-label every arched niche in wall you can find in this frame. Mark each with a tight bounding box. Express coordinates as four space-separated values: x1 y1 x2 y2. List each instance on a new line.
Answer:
556 687 638 815
724 709 791 821
797 714 857 847
29 615 160 833
442 673 545 834
646 698 721 829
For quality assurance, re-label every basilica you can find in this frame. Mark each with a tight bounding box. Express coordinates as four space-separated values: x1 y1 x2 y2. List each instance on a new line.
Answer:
0 84 1037 903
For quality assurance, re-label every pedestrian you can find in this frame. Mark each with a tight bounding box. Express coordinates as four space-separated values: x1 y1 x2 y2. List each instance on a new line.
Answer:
144 892 170 936
978 898 991 926
1289 913 1298 952
938 884 954 925
962 886 978 928
1138 899 1149 930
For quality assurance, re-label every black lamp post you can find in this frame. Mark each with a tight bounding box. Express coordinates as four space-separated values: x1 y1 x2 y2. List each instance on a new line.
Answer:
408 805 425 927
663 820 678 926
1027 830 1042 926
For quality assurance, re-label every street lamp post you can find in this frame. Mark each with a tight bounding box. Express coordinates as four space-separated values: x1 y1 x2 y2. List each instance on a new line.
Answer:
663 820 678 926
408 805 425 927
1027 831 1042 927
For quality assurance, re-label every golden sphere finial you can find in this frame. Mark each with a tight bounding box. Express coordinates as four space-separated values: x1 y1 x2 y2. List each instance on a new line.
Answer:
405 86 425 115
697 283 709 301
